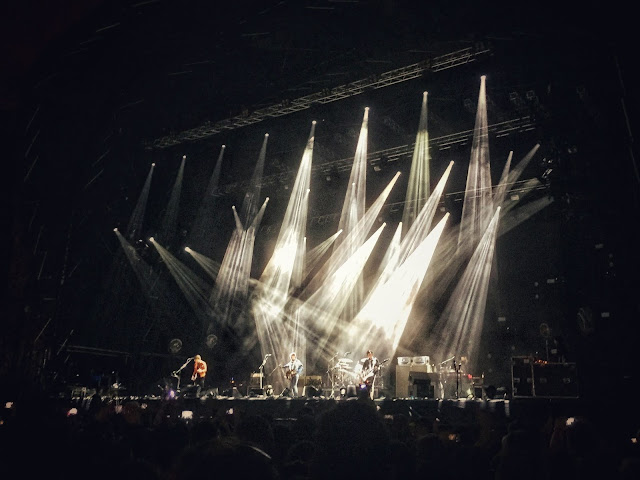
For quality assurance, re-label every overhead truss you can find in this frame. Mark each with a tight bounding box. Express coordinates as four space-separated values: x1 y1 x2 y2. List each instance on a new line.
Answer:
218 115 537 192
145 46 491 149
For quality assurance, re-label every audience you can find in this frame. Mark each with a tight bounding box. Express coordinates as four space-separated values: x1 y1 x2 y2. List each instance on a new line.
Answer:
1 393 638 480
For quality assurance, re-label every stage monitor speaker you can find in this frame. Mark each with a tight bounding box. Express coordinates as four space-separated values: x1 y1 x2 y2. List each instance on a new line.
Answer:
248 388 265 397
279 387 291 398
202 387 218 397
222 387 243 398
346 384 357 398
304 386 321 398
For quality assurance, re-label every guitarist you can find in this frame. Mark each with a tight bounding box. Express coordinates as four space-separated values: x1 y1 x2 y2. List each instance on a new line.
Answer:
360 350 380 400
284 352 303 398
191 354 207 397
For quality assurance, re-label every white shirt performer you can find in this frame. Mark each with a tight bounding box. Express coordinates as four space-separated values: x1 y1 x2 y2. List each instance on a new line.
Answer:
285 352 303 397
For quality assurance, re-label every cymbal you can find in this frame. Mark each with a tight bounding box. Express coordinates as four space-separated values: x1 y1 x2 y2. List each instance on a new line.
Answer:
338 358 353 363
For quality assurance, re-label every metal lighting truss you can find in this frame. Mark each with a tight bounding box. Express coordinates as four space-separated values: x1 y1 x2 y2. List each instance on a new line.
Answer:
304 176 550 229
146 46 491 149
218 115 537 193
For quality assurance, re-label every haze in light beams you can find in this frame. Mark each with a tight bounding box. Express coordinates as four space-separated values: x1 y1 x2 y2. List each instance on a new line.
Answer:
149 237 214 327
304 171 401 298
126 162 154 242
402 91 431 234
304 230 342 280
210 135 269 326
429 207 501 370
371 161 453 298
185 246 220 281
336 108 369 320
212 198 269 325
159 155 186 246
300 223 387 360
347 213 449 361
252 122 315 379
188 145 225 254
458 76 492 255
112 230 195 346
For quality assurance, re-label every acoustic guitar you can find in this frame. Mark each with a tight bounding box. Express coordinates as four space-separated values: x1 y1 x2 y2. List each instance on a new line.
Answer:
281 364 298 379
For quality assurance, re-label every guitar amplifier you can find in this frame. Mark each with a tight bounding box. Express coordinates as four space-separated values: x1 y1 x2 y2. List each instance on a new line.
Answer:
249 373 263 388
304 375 323 387
396 364 430 398
408 371 433 398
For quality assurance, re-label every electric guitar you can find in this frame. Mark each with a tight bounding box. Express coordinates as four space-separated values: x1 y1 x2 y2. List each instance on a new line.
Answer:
359 358 389 384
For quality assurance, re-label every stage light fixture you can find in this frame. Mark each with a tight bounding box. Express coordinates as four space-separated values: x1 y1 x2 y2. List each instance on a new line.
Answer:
168 338 182 354
205 334 218 349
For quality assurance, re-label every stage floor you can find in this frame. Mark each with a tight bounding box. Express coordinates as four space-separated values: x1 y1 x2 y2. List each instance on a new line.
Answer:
60 392 609 432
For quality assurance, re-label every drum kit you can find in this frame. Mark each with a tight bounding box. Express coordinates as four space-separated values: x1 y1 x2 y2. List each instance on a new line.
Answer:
327 353 387 394
329 356 357 386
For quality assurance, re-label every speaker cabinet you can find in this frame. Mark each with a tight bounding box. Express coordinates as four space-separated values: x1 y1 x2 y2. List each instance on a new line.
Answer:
511 356 534 397
249 373 263 388
533 362 579 398
409 371 432 398
396 365 430 398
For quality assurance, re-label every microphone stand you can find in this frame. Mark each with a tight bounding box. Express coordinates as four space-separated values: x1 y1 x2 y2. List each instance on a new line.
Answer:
452 357 460 399
438 356 455 399
172 357 193 393
258 355 269 390
328 352 339 395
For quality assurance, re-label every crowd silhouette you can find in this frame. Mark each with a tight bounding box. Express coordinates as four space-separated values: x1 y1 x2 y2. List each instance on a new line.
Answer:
2 392 640 480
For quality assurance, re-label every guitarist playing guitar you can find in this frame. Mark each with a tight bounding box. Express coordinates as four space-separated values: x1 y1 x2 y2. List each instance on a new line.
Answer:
191 354 207 397
281 352 303 398
359 350 380 400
